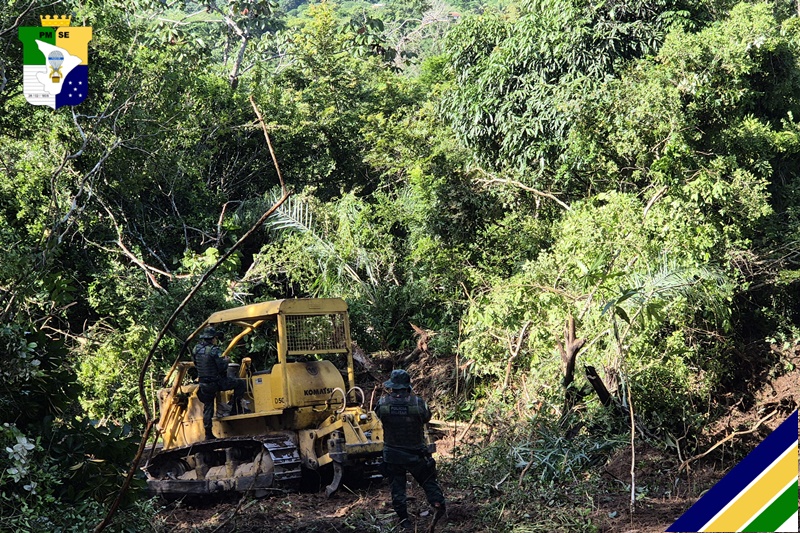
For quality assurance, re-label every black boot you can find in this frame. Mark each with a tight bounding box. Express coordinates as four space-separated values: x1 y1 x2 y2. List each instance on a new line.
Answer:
204 426 216 440
230 398 248 415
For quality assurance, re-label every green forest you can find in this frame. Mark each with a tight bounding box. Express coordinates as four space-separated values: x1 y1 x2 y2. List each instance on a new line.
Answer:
1 0 799 530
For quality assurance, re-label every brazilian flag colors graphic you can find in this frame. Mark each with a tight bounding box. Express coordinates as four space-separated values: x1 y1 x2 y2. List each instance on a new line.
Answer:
668 409 798 532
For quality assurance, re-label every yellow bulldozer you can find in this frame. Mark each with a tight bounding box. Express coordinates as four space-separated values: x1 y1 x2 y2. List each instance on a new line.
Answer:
143 298 384 498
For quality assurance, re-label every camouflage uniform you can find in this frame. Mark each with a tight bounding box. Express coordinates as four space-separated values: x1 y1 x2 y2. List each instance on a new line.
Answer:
376 369 445 529
192 327 245 440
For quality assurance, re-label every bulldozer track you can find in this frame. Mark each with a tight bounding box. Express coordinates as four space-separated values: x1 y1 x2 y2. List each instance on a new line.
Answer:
145 434 302 497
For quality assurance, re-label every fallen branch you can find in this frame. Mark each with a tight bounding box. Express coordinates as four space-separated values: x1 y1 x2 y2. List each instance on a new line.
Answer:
679 410 777 473
457 408 483 442
475 176 572 211
518 458 535 488
502 321 531 393
584 365 612 407
642 185 668 220
403 322 433 363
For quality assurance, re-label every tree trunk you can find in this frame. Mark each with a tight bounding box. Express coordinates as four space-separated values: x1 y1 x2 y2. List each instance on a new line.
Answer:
584 365 612 407
557 315 586 416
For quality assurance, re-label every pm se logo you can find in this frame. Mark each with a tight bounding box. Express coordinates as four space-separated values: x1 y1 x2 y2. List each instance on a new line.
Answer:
18 15 92 109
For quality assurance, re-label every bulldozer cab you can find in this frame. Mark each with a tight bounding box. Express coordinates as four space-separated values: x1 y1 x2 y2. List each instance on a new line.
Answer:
156 298 365 449
205 298 358 411
162 298 362 414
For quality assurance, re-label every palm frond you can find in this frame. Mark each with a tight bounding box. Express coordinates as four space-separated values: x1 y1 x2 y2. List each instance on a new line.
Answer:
266 194 315 234
604 254 732 327
259 192 371 294
627 256 728 304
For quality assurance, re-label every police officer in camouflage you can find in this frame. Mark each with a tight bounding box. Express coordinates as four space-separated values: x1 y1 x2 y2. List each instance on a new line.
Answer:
376 369 445 530
192 326 246 440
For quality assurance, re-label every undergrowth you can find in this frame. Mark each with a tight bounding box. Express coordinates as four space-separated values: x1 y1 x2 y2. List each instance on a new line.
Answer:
440 413 627 532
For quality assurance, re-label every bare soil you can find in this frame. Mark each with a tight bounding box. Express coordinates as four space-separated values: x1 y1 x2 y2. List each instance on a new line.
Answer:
155 343 800 533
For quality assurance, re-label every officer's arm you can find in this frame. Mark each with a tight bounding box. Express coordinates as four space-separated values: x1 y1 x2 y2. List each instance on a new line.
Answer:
214 350 228 374
375 398 385 420
419 397 432 423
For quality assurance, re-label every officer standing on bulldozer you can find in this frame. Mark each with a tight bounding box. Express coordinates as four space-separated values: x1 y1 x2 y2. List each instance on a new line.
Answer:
192 326 246 440
377 369 445 531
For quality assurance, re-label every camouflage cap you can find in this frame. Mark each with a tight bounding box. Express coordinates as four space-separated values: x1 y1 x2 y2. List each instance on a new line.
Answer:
383 369 412 390
199 326 222 340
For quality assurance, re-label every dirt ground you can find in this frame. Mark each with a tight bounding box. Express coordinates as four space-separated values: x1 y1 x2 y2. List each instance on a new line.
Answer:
155 343 800 533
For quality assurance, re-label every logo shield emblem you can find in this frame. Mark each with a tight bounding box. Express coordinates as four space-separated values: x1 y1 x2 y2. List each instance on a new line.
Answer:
18 16 92 109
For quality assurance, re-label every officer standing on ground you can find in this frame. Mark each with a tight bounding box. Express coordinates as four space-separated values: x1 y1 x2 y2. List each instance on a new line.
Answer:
376 369 445 531
192 326 246 440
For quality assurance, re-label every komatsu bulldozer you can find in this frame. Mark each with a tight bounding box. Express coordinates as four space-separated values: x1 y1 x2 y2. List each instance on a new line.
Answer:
143 298 384 498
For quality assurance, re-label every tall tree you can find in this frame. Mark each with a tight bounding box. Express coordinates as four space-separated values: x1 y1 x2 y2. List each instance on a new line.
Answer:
440 0 704 193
